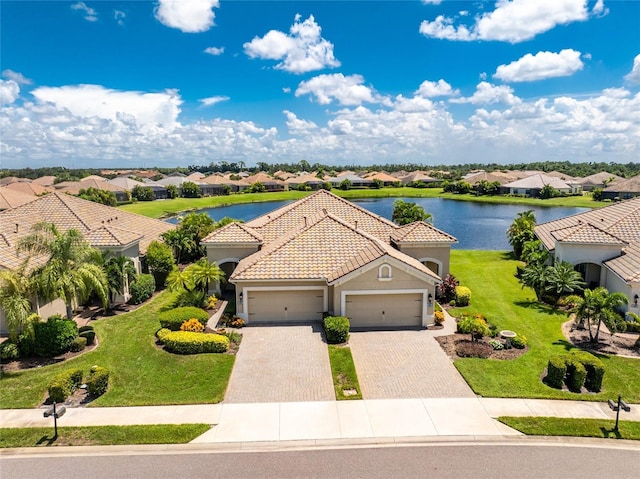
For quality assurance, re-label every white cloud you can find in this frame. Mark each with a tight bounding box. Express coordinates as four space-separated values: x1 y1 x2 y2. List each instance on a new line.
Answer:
199 96 229 107
71 2 98 22
420 0 592 43
415 79 459 97
0 79 20 105
244 14 340 74
283 110 318 134
155 0 219 33
494 49 584 82
114 10 126 26
204 46 224 56
31 84 182 128
2 70 32 85
282 87 291 94
624 54 640 85
450 82 521 105
295 73 381 106
592 0 609 16
421 0 443 4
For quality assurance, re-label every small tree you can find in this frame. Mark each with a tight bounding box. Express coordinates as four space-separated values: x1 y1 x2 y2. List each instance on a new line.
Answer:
250 182 265 193
78 187 117 206
566 287 628 343
539 184 559 199
166 184 179 199
181 181 202 198
145 240 175 288
391 200 433 225
131 185 154 201
339 179 352 190
507 210 536 260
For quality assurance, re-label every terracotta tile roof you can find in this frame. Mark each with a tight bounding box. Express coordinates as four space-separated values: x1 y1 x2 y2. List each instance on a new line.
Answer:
4 182 53 196
392 221 458 244
32 176 56 186
202 222 263 244
231 213 439 283
604 243 640 283
603 174 640 193
0 187 37 210
463 171 515 185
577 171 624 186
535 196 640 250
0 192 174 270
245 189 397 243
85 225 143 247
53 179 127 195
365 172 399 183
504 173 571 190
550 223 627 245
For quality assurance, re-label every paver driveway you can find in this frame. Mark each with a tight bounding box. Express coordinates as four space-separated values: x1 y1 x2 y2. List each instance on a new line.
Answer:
349 330 475 399
224 323 335 403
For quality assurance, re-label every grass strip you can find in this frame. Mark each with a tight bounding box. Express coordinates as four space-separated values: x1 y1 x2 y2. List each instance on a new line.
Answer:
498 416 640 441
0 424 211 448
328 345 363 400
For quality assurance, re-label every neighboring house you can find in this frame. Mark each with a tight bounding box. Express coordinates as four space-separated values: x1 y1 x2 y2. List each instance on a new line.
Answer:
502 173 577 196
285 173 326 190
0 187 37 211
244 172 287 191
601 174 640 200
325 173 374 188
575 171 623 192
363 171 400 186
32 176 56 187
4 181 53 196
534 196 640 317
0 192 175 334
463 171 515 186
108 176 168 200
397 171 440 186
202 190 457 329
53 179 130 202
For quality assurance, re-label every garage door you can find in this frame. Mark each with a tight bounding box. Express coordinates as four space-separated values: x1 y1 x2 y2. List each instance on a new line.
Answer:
345 293 423 328
247 290 324 323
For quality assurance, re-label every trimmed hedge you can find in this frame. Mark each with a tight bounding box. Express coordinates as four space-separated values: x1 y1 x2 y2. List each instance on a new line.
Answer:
566 359 587 392
86 366 110 397
78 325 94 334
34 315 79 357
546 356 567 389
70 336 87 352
456 315 490 339
455 286 471 307
159 307 209 331
129 274 155 305
79 330 96 346
156 328 171 343
47 369 83 403
573 351 606 392
163 332 229 354
324 316 350 344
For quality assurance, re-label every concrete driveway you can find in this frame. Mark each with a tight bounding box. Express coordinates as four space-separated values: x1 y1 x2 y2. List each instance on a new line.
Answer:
349 330 475 399
224 323 335 404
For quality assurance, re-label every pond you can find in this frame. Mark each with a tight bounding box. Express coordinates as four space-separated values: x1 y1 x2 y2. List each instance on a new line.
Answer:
167 197 588 250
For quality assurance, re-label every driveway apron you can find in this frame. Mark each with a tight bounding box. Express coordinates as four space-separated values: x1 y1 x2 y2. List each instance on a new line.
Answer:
349 330 475 399
224 324 335 403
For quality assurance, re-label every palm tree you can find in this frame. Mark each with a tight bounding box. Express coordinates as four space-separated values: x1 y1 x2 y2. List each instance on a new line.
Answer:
545 261 585 303
165 266 195 293
0 259 33 341
17 222 108 319
519 262 549 300
507 210 536 260
103 255 137 306
567 287 628 343
188 258 225 293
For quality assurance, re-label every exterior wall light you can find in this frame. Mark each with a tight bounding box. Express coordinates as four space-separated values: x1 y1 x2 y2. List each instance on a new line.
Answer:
634 294 639 306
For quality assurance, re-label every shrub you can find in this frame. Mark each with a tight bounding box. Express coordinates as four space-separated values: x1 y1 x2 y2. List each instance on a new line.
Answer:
487 323 499 338
0 341 20 361
489 339 504 351
146 240 175 289
86 366 110 397
225 330 242 344
78 325 94 333
456 315 489 341
572 352 605 392
625 321 640 333
438 274 459 302
546 356 567 389
79 330 96 346
47 369 83 403
159 307 209 331
17 313 40 357
163 331 229 354
70 336 87 352
455 286 471 307
456 341 493 358
34 315 79 357
180 318 205 332
434 311 445 325
156 328 171 343
510 334 528 349
207 295 218 309
324 316 350 344
175 289 206 308
129 274 155 304
230 317 245 328
566 359 587 392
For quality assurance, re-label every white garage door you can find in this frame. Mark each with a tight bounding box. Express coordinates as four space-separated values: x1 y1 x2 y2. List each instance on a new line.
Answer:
345 293 423 329
247 290 324 323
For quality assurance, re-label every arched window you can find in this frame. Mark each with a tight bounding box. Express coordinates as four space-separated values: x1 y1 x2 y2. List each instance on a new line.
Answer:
378 264 392 281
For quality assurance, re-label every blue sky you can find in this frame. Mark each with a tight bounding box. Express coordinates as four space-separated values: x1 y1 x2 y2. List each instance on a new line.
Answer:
1 0 639 168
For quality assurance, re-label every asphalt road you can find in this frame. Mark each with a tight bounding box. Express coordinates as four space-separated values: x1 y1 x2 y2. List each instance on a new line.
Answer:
2 442 639 479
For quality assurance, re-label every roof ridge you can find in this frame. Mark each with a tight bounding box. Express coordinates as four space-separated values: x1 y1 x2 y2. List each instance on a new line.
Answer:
53 192 94 232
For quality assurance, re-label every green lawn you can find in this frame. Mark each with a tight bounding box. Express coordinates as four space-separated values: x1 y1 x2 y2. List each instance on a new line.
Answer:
0 424 210 448
449 250 640 403
498 417 640 440
327 345 362 400
0 292 235 409
118 187 601 219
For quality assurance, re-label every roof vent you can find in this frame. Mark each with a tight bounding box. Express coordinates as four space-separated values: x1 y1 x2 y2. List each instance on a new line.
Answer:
354 220 358 229
14 223 18 234
303 216 308 226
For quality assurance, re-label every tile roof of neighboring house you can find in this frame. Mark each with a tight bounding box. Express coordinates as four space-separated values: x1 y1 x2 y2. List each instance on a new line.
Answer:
463 171 515 185
0 187 37 211
32 176 57 186
603 174 640 193
202 222 263 244
503 173 571 190
576 171 624 186
81 175 107 182
392 221 458 244
186 172 206 181
4 182 53 196
0 177 31 186
245 189 397 243
604 243 640 283
549 223 627 245
365 172 399 183
397 171 439 184
53 179 127 195
284 173 325 186
231 213 439 283
535 196 640 250
106 176 147 190
544 171 577 181
0 192 174 270
244 172 285 185
85 225 143 247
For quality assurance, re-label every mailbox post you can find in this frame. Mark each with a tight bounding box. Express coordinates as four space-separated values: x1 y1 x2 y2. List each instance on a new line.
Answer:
607 395 631 432
43 402 66 438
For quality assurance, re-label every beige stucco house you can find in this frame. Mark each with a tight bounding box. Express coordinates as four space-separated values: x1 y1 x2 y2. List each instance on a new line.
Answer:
202 190 457 329
534 196 640 318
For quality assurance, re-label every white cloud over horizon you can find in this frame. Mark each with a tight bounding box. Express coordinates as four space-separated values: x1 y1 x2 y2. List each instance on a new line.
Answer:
0 79 20 105
244 14 340 74
155 0 219 33
415 79 459 98
295 73 382 106
199 95 230 107
450 82 521 105
2 70 32 85
71 2 98 22
625 54 640 85
420 0 594 43
494 49 584 82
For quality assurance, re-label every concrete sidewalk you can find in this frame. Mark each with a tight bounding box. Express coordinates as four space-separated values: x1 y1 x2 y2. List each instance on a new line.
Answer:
2 398 638 444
